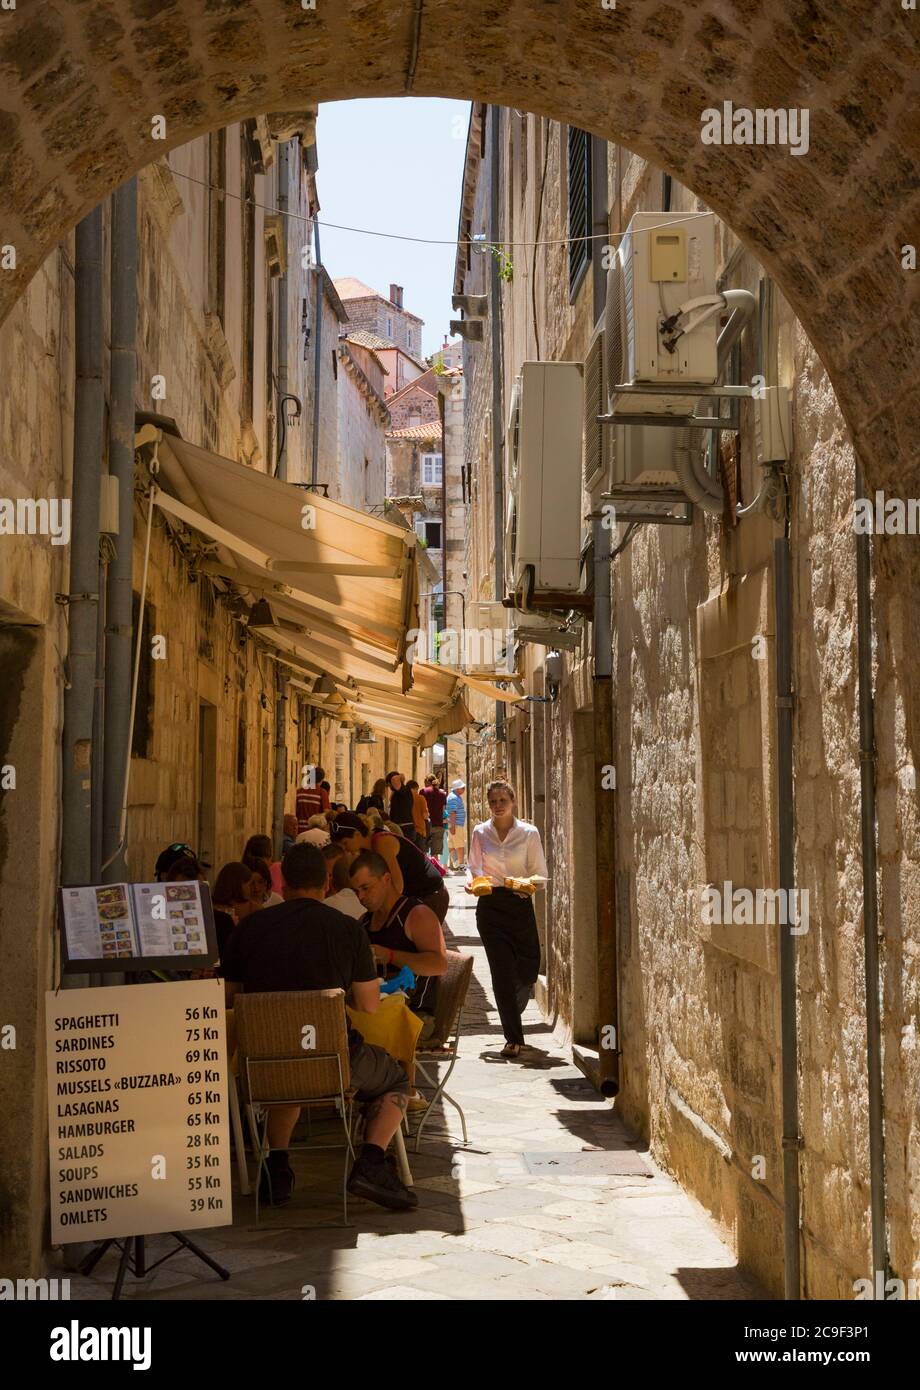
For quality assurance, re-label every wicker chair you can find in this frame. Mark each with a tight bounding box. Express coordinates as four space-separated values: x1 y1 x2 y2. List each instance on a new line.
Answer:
234 988 355 1222
410 951 474 1150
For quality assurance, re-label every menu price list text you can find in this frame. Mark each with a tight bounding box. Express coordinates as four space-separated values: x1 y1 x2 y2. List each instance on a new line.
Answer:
46 979 232 1243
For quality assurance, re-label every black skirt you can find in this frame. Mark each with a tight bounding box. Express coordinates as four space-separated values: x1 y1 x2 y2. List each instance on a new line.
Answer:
475 885 537 931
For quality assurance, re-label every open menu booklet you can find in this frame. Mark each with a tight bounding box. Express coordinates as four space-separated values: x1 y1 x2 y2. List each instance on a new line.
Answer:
60 881 211 963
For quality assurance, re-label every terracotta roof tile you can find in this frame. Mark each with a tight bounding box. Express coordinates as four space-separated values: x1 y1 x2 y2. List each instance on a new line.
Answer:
385 421 443 440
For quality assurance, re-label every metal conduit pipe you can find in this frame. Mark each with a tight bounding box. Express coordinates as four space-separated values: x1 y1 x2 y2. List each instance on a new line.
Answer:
311 216 323 486
716 288 756 373
774 536 802 1299
489 105 505 746
276 141 290 481
61 206 105 890
593 516 619 1096
102 177 138 882
854 459 888 1287
675 289 758 514
674 428 723 513
272 666 288 859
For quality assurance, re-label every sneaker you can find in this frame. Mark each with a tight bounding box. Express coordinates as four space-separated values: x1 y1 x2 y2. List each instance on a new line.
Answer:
348 1152 417 1211
407 1090 429 1113
259 1156 295 1206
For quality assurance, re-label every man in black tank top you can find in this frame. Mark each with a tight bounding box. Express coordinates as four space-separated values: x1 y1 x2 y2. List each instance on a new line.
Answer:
349 849 448 1012
331 812 450 923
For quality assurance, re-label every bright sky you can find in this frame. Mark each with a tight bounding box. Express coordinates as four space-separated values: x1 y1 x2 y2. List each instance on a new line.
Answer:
315 98 471 359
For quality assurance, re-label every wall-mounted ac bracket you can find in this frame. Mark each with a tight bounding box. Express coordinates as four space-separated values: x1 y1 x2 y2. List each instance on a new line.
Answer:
601 382 752 431
609 383 754 400
501 592 594 615
600 413 741 432
590 493 694 527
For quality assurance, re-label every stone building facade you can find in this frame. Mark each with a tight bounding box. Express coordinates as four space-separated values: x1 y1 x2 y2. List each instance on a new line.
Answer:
385 369 441 431
334 334 389 509
333 278 425 361
456 104 920 1299
0 117 418 1276
343 329 427 400
386 421 444 629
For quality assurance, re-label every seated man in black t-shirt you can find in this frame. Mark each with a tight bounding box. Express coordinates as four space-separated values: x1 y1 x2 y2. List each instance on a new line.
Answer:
222 842 415 1212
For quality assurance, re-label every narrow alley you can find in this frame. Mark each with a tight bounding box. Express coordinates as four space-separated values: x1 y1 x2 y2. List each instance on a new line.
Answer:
0 0 918 1352
61 881 762 1303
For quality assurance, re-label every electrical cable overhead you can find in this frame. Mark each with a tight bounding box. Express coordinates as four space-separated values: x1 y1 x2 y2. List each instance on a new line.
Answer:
165 164 712 254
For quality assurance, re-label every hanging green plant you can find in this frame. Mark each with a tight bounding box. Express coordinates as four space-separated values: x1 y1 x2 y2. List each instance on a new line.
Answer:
490 243 514 282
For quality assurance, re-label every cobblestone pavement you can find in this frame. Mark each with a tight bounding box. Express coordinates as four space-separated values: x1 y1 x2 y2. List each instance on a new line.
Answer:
63 880 765 1301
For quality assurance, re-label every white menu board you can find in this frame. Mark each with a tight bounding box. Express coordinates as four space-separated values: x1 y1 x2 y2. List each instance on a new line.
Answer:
45 979 232 1243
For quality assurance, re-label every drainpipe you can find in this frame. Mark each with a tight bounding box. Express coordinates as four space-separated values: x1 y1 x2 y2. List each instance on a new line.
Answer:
489 105 504 746
854 460 888 1288
91 533 108 884
438 386 448 622
61 207 105 890
272 665 288 859
773 536 802 1299
311 217 323 487
593 517 619 1095
102 177 138 883
276 142 290 481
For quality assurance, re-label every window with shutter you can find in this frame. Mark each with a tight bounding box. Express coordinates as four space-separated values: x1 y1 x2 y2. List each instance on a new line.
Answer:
422 453 443 486
567 125 592 299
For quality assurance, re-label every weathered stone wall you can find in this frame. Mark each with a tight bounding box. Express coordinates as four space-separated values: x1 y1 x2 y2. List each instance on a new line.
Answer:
0 120 380 1273
459 104 920 1297
337 292 423 360
441 374 467 641
335 341 388 509
387 377 439 431
0 239 74 1275
0 1 918 695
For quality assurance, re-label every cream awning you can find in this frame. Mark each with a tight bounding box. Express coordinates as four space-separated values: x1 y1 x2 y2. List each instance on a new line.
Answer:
142 427 417 667
137 427 484 745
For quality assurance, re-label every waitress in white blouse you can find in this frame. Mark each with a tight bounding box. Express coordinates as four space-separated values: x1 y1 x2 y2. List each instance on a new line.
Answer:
465 779 548 1058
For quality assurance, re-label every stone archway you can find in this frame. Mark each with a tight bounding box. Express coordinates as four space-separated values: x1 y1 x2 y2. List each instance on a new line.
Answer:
0 2 918 611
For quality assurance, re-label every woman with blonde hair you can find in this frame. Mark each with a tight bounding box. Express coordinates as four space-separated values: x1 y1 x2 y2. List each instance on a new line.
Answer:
465 779 547 1058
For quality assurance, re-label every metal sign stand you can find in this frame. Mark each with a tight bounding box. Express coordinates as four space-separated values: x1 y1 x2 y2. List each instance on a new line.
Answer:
79 1231 231 1301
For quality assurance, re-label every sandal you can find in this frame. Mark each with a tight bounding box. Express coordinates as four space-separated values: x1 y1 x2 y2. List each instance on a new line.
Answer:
500 1043 523 1059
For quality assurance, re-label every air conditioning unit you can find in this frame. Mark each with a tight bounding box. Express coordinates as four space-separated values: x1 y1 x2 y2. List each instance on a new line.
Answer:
505 362 584 603
466 600 513 674
611 422 682 489
605 211 719 415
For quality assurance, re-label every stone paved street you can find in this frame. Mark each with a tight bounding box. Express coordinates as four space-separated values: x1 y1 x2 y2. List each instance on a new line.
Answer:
63 881 765 1302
